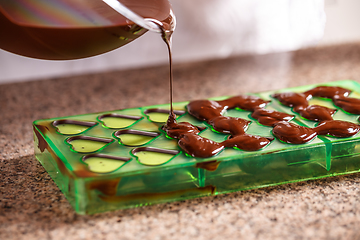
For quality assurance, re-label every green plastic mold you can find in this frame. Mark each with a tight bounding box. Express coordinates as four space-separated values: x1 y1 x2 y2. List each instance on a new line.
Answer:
33 80 360 214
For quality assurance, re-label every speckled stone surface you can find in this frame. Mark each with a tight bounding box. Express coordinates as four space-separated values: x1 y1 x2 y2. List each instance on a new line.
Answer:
1 43 360 240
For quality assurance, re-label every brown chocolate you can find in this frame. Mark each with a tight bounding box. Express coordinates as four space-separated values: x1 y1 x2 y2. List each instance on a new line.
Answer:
271 85 360 143
296 105 336 121
272 92 309 108
223 134 273 151
333 96 360 114
195 161 221 171
304 86 351 99
163 96 276 158
178 133 225 158
251 108 294 127
209 116 250 135
217 95 270 111
187 100 225 121
314 120 360 138
159 14 360 158
272 122 317 144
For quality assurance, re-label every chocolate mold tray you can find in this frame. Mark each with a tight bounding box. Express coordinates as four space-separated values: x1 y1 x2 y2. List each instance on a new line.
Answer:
33 80 360 214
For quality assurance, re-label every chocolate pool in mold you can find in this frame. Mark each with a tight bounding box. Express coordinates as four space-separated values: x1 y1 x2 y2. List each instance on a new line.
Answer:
33 80 360 214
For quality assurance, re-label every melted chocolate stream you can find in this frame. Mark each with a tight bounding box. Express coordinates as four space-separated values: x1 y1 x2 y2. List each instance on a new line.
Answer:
160 27 174 115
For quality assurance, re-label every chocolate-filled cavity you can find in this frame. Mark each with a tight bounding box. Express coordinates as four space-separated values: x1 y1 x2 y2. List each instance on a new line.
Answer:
333 96 360 114
98 114 142 129
217 95 270 111
178 134 225 158
251 108 294 127
314 120 360 138
209 116 250 135
270 86 360 143
164 95 276 158
296 105 336 121
304 86 351 99
53 119 97 135
272 92 309 108
224 134 273 151
273 122 318 144
114 129 160 146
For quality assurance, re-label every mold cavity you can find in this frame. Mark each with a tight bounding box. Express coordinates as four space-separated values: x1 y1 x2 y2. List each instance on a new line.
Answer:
144 108 186 123
67 136 113 153
115 130 160 146
132 147 179 166
98 114 142 129
82 154 130 173
53 120 96 135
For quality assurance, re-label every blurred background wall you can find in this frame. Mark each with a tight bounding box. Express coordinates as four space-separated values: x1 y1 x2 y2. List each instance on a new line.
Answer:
0 0 359 84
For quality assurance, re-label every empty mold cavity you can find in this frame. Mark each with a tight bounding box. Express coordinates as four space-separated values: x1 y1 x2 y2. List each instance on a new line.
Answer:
144 109 186 123
67 136 113 153
98 114 142 129
82 154 130 173
114 130 160 147
132 147 179 166
53 120 96 135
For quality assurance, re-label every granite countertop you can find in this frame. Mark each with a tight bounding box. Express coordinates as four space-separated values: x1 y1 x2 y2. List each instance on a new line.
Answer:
2 43 360 240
